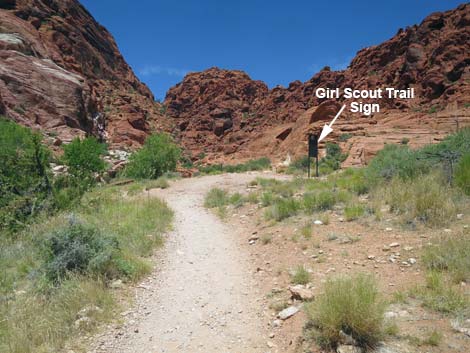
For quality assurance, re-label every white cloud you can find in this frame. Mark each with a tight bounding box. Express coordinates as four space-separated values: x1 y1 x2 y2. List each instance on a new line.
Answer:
139 65 190 77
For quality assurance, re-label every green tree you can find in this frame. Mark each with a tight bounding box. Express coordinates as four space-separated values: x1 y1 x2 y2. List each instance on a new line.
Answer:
125 133 181 179
62 137 106 179
0 119 51 231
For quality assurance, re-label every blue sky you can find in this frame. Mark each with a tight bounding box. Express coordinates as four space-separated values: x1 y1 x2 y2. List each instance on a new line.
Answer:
80 0 466 100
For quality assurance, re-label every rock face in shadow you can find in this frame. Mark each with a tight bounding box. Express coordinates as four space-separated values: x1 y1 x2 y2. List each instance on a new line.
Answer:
165 3 470 164
0 0 168 148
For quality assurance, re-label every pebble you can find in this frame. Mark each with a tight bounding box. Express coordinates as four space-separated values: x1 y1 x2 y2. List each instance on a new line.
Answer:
389 242 400 248
313 220 323 225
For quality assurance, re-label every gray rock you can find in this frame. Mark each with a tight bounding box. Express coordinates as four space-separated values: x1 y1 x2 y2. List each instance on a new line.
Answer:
278 306 299 320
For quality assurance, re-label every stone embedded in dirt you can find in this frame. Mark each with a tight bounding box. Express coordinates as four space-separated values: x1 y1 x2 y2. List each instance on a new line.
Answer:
272 319 282 328
278 306 299 320
313 220 323 225
110 279 123 289
337 345 364 353
408 258 417 265
382 245 391 251
288 285 314 301
389 242 400 248
367 255 376 260
385 228 393 232
248 234 259 242
339 330 357 345
457 213 464 220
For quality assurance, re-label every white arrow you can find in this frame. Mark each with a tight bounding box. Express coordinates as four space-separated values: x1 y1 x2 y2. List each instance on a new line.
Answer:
318 104 347 142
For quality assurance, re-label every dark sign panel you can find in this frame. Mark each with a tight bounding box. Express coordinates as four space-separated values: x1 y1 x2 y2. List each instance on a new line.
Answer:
308 134 318 158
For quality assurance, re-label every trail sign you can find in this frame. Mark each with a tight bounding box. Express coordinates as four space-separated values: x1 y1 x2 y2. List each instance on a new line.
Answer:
307 134 319 178
308 134 318 157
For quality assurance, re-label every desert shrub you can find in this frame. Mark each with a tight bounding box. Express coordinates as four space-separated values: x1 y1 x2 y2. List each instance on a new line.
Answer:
145 177 170 189
332 168 369 195
338 133 353 142
41 217 120 283
305 274 386 349
320 143 348 172
265 198 300 221
0 119 52 232
422 233 470 283
288 156 310 173
383 174 457 227
260 191 275 206
366 144 428 184
455 153 470 195
204 188 228 208
291 265 310 285
344 204 366 221
303 191 336 212
367 128 470 185
229 192 245 208
125 133 181 179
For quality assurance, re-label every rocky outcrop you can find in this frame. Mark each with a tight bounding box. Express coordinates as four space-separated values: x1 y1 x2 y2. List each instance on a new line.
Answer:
165 3 470 165
0 0 169 148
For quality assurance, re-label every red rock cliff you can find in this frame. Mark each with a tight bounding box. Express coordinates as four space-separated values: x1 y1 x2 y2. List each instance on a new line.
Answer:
0 0 167 148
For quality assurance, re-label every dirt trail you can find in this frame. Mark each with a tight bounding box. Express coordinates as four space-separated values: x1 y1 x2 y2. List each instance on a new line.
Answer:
90 173 279 353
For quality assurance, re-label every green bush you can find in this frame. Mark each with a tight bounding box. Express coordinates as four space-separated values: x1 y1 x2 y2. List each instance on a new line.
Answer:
291 265 311 285
303 191 336 212
0 119 51 232
125 133 181 179
265 198 300 221
62 137 106 179
305 274 386 349
366 144 428 184
366 128 470 185
455 153 470 195
42 217 119 283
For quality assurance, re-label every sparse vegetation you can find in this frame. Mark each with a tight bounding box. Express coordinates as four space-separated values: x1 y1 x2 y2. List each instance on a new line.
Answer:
381 173 457 227
344 203 366 221
198 157 271 174
204 188 228 209
304 274 386 349
422 233 470 284
291 265 310 285
455 152 470 195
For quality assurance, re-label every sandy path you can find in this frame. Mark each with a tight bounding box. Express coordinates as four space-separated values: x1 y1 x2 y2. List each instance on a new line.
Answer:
90 173 277 353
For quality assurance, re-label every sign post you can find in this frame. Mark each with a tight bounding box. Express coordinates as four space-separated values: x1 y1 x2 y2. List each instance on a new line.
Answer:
308 134 319 178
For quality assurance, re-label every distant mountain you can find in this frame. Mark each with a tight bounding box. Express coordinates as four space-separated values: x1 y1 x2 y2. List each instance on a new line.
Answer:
165 3 470 165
